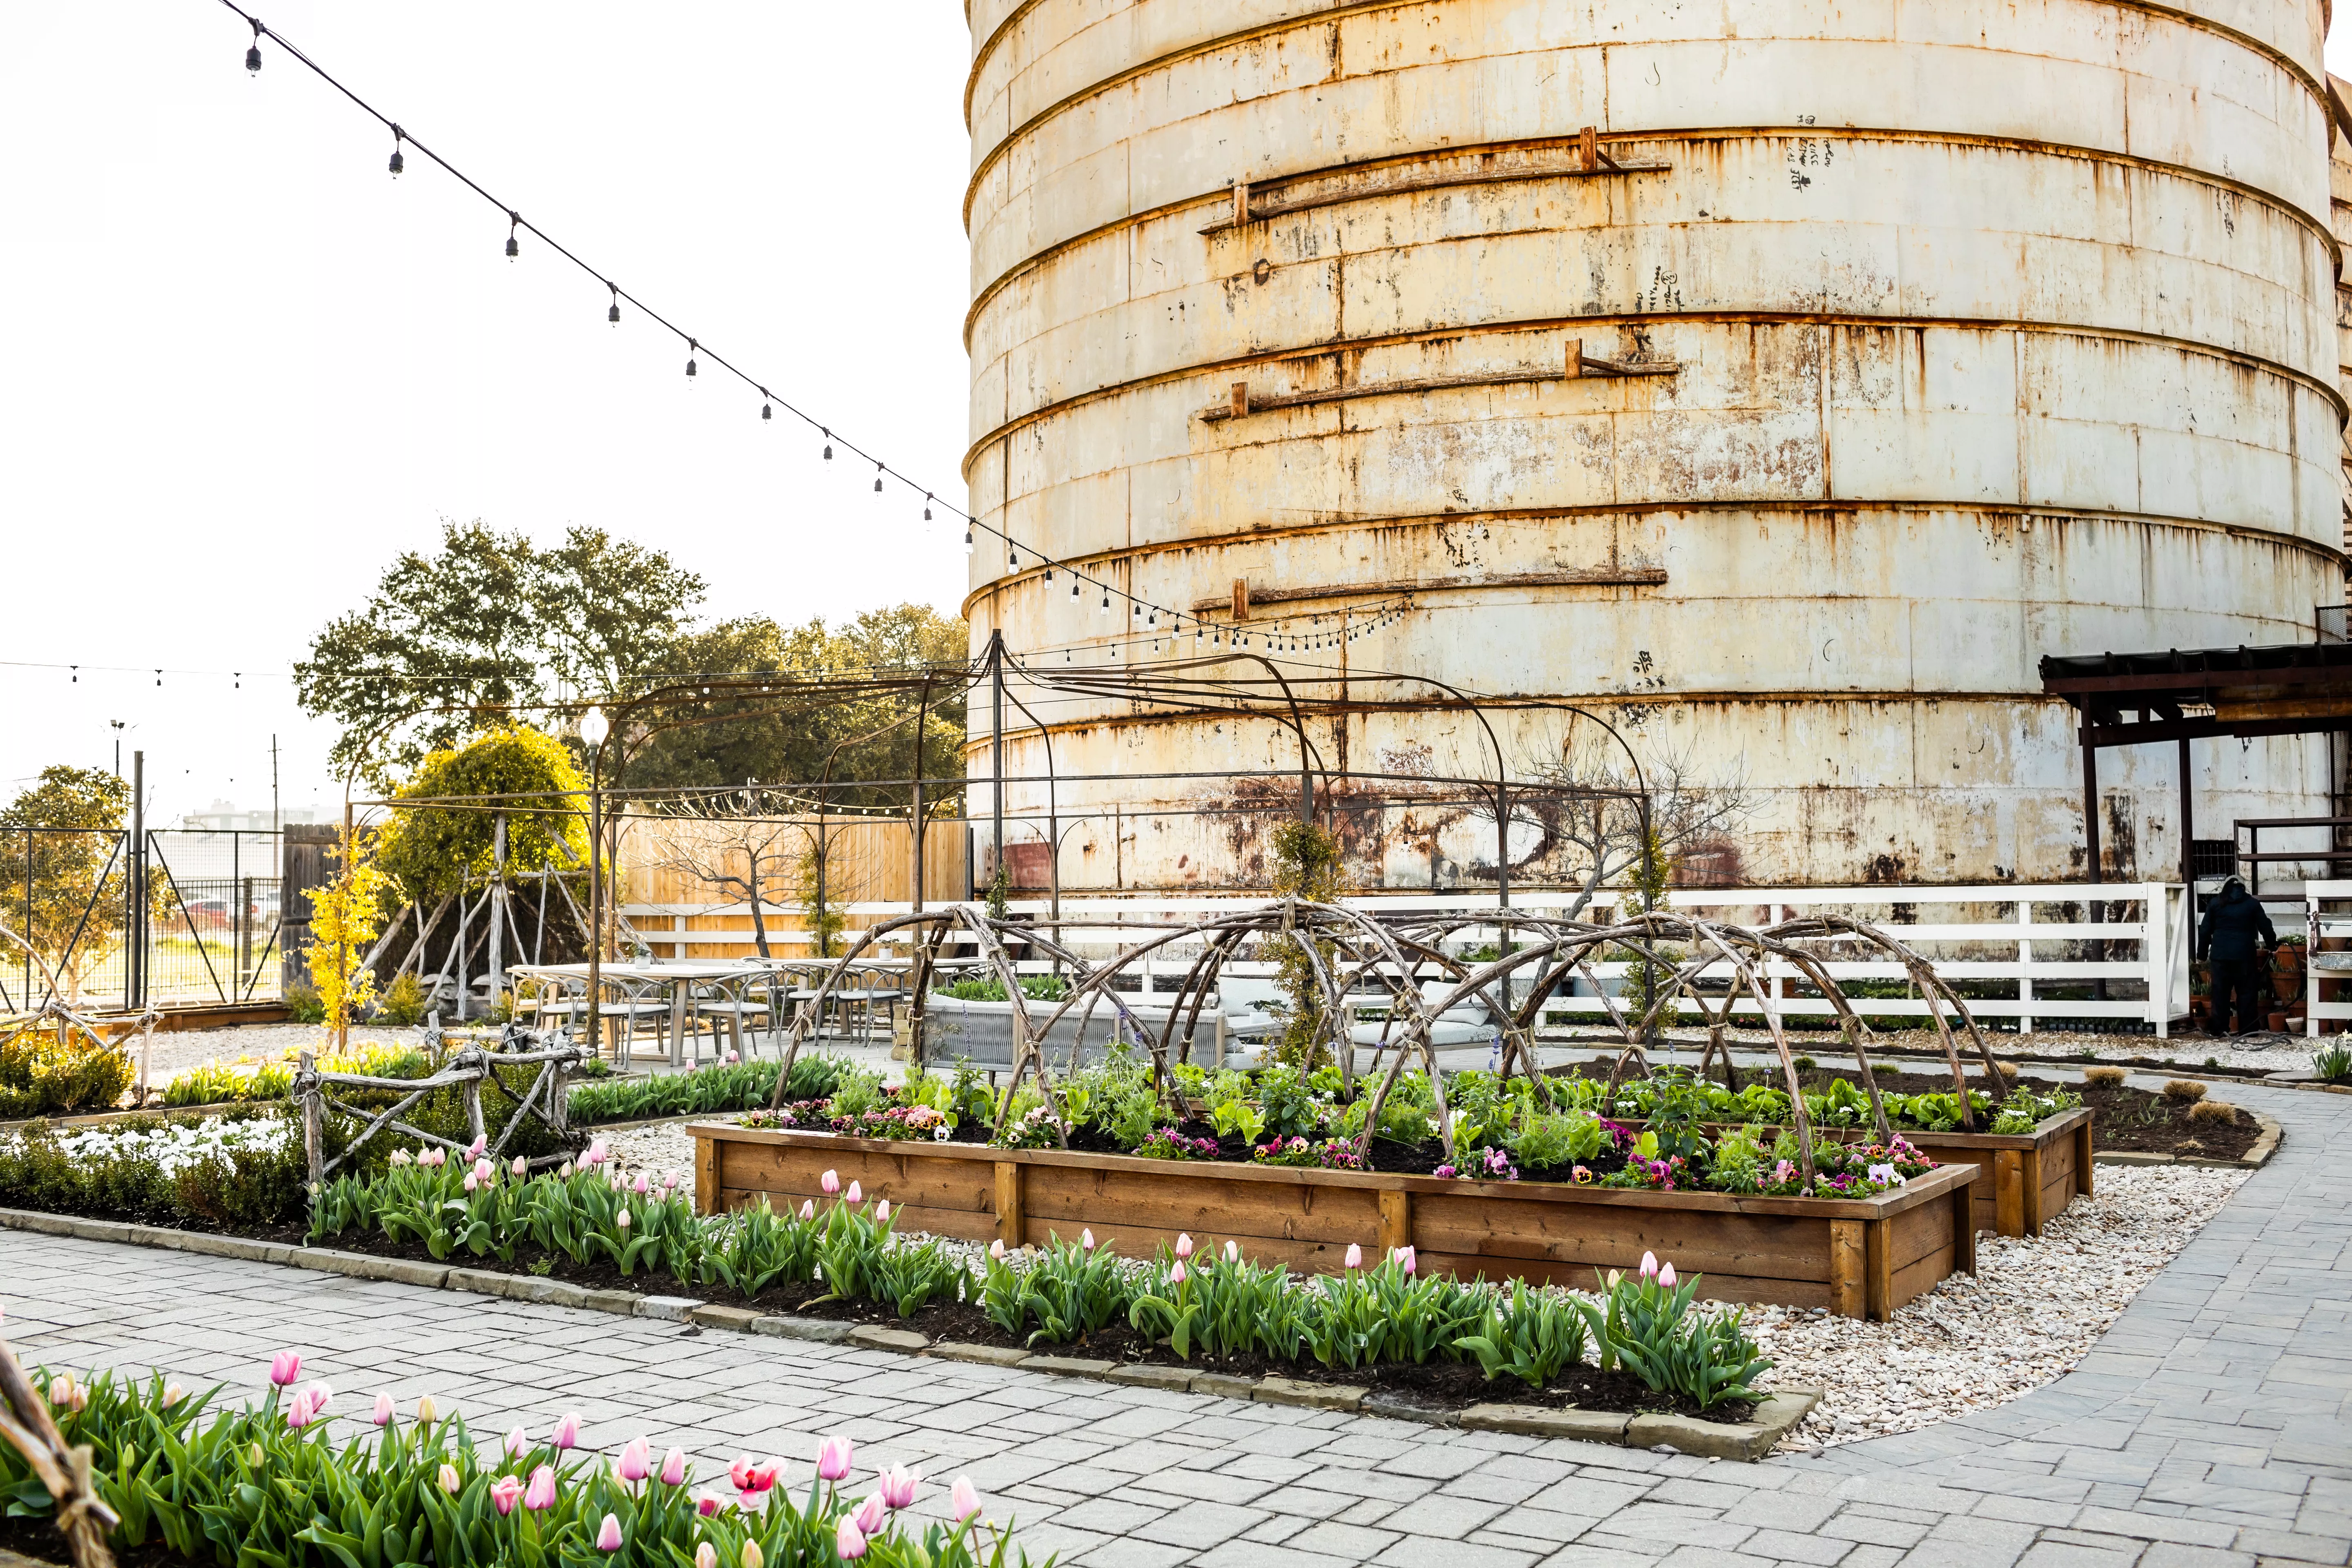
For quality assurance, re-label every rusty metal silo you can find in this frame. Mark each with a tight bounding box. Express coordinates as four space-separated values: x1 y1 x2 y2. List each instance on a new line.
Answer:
960 0 2346 893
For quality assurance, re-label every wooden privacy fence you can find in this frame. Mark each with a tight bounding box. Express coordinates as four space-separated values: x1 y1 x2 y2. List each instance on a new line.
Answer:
293 1024 584 1183
616 814 968 958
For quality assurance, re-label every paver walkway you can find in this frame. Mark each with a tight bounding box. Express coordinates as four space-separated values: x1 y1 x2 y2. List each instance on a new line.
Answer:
7 1076 2350 1568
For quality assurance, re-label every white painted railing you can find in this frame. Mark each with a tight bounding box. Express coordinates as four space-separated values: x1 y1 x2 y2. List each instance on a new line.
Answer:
2303 881 2352 1036
624 882 2191 1035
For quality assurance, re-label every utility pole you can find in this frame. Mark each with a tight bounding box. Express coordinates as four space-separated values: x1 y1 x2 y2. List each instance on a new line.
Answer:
127 750 145 1010
271 735 280 834
110 721 125 778
989 628 1006 899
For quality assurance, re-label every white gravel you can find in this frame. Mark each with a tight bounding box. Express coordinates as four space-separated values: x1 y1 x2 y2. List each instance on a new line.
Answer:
1748 1163 2249 1450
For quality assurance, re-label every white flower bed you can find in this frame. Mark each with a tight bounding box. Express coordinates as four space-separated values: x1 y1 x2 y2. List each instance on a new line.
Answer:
12 1115 293 1176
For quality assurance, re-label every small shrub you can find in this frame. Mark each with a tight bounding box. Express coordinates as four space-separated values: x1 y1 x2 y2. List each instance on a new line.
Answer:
0 1030 134 1118
376 971 428 1027
1791 1056 1816 1073
2162 1079 2208 1104
2186 1098 2238 1127
2083 1065 2127 1087
283 983 326 1024
1994 1061 2019 1081
2314 1042 2352 1084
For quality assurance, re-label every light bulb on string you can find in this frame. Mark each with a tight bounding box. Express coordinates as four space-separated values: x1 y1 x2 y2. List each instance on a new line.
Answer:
925 494 935 521
506 212 521 261
607 283 621 325
245 21 262 73
760 388 772 421
1100 591 1110 615
388 127 405 176
963 525 973 553
821 431 832 459
874 462 884 494
685 339 698 382
1071 579 1080 599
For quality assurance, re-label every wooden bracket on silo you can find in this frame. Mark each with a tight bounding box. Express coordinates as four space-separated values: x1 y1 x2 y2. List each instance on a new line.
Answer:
1232 579 1251 620
1229 381 1250 418
1567 338 1682 378
1578 125 1624 173
1233 179 1252 227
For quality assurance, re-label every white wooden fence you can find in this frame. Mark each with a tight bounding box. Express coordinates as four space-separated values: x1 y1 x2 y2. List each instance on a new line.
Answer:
622 882 2192 1036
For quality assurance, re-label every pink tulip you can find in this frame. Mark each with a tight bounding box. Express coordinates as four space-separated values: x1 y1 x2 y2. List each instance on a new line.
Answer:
846 1180 862 1203
663 1172 679 1190
853 1493 886 1535
1169 1260 1188 1286
438 1463 461 1494
390 1148 413 1167
633 1173 650 1196
836 1517 867 1561
301 1382 332 1417
661 1447 687 1486
524 1465 557 1512
1344 1243 1362 1270
696 1545 719 1568
416 1394 439 1424
821 1169 840 1194
468 1135 488 1159
505 1425 528 1458
875 1199 891 1223
595 1513 623 1552
616 1209 631 1230
1223 1240 1238 1263
989 1239 1004 1259
730 1456 758 1491
1659 1262 1677 1289
951 1476 982 1523
878 1466 919 1510
1398 1246 1417 1276
1080 1228 1095 1250
162 1381 185 1409
1174 1233 1193 1260
800 1199 817 1220
372 1392 394 1427
463 1172 479 1193
284 1396 315 1430
512 1156 528 1178
270 1351 302 1386
697 1496 723 1517
816 1435 854 1481
586 1140 608 1167
618 1437 652 1483
1639 1250 1659 1280
552 1412 581 1450
726 1050 740 1064
490 1475 523 1516
475 1158 496 1185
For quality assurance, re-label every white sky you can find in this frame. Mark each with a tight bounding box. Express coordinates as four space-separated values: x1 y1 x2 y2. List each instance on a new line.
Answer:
4 9 2350 823
0 3 973 822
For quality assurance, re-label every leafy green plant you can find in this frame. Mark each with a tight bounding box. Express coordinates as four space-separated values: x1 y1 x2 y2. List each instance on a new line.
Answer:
566 1054 848 1124
376 970 429 1026
1577 1260 1768 1408
0 1027 133 1117
1013 1234 1129 1345
1456 1280 1592 1388
2316 1042 2352 1084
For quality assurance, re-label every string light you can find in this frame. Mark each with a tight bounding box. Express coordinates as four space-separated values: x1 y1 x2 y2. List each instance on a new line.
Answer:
208 4 1429 650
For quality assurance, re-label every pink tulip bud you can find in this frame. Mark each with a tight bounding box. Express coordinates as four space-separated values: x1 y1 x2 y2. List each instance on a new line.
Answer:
512 1156 528 1178
661 1447 687 1486
552 1413 581 1450
821 1169 841 1195
726 1050 740 1064
468 1135 488 1159
633 1173 650 1196
663 1172 679 1190
618 1437 652 1483
490 1475 523 1516
1174 1233 1193 1260
372 1392 394 1427
1344 1243 1362 1270
475 1158 496 1184
1169 1260 1187 1286
846 1180 862 1203
1659 1262 1677 1289
1639 1250 1659 1280
1080 1228 1095 1250
438 1463 461 1494
697 1496 722 1518
284 1396 314 1430
876 1198 892 1223
524 1465 557 1512
697 1545 718 1568
989 1239 1004 1259
836 1517 867 1560
853 1493 887 1535
390 1148 412 1167
1223 1240 1238 1263
1400 1246 1417 1276
505 1425 527 1458
270 1351 302 1386
415 1394 438 1424
463 1171 479 1193
616 1208 631 1230
878 1466 919 1510
586 1140 608 1166
744 1542 764 1568
162 1381 185 1410
951 1476 983 1523
595 1513 623 1552
816 1435 854 1481
800 1199 816 1220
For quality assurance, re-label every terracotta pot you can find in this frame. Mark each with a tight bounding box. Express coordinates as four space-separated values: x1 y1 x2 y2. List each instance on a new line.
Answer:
2269 1011 2290 1033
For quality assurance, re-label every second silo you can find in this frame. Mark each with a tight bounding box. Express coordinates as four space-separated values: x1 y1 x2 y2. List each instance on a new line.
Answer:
961 0 2345 891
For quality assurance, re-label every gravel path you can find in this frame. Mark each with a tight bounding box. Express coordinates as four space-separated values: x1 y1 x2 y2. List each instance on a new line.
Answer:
1748 1164 2249 1451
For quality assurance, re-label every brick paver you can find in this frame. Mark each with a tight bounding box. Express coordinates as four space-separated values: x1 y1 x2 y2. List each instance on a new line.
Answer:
7 1078 2350 1566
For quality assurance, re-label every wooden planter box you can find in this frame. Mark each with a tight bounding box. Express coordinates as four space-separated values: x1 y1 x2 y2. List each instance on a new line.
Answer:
690 1123 1979 1321
1897 1107 2092 1239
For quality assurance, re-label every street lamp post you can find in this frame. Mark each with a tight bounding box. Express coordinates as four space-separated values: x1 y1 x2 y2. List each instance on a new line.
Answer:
579 705 610 1061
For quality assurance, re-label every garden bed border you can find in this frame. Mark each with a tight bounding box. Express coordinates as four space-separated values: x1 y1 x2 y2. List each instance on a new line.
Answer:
0 1204 1816 1459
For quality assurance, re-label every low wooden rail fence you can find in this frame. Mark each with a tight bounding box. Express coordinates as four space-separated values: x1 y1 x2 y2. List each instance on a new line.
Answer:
293 1028 584 1184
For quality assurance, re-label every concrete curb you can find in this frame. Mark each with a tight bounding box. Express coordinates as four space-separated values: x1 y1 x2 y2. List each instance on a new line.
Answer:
0 1204 1813 1460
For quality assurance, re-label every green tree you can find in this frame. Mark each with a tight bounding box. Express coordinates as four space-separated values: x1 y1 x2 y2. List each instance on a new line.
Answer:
294 521 708 787
0 766 138 1005
372 727 591 911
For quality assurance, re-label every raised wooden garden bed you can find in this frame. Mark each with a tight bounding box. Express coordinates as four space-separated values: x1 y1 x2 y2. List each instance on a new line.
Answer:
690 1122 1979 1321
1896 1107 2091 1239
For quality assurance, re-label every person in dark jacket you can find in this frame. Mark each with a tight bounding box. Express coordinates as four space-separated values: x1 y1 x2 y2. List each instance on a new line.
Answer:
2197 878 2276 1035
